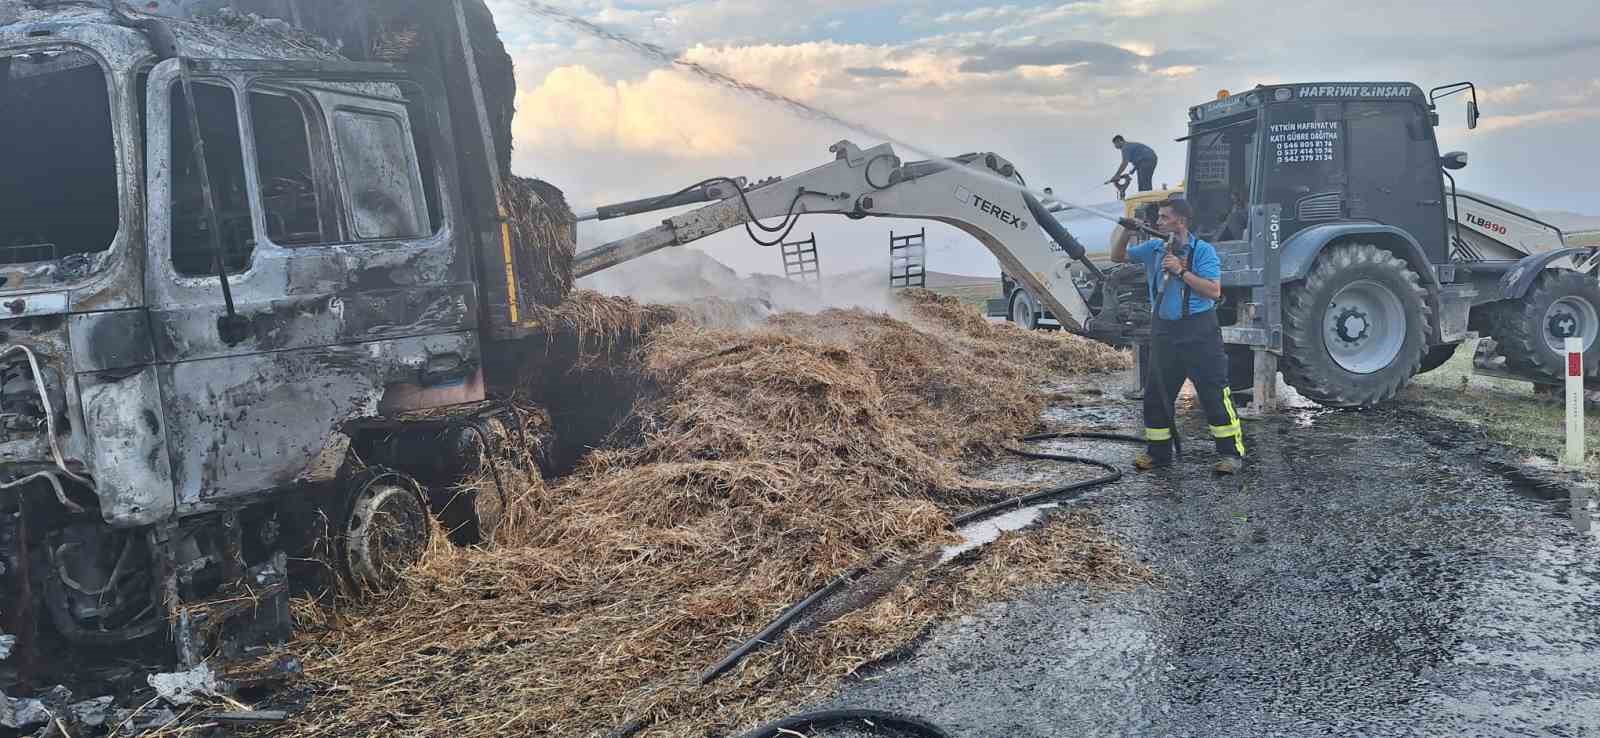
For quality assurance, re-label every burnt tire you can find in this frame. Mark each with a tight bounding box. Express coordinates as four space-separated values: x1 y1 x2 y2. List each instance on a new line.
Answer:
339 468 432 593
1489 270 1600 380
1281 243 1431 407
1417 342 1462 375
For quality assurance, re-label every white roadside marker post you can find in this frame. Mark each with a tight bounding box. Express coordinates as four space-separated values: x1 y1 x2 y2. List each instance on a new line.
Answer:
1565 336 1585 470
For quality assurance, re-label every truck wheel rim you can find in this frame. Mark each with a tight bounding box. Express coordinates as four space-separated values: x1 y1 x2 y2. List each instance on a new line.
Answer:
346 482 429 590
1011 294 1033 327
1324 279 1405 374
1544 296 1599 355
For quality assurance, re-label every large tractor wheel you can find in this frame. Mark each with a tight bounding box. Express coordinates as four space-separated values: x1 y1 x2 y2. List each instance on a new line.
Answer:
1282 243 1431 407
1491 270 1600 380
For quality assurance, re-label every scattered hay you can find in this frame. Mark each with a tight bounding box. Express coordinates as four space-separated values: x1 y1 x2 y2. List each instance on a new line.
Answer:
370 22 423 62
516 290 676 360
268 290 1135 737
895 289 1132 376
484 291 677 473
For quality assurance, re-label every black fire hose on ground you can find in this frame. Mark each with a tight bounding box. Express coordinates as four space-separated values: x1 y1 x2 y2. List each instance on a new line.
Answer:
703 431 1141 687
603 432 1147 737
731 708 955 738
950 432 1137 526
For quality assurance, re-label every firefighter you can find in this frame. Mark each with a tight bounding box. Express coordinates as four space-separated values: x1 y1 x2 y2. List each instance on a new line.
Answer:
1112 198 1245 474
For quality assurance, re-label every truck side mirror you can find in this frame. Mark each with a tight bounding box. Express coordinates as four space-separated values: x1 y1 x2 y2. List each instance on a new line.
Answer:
1441 151 1469 170
1467 101 1479 130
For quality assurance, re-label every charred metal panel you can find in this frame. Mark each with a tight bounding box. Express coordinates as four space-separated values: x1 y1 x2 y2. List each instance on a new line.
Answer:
0 292 68 319
149 283 476 362
0 435 49 467
79 367 173 526
68 309 155 373
140 58 482 511
160 331 481 510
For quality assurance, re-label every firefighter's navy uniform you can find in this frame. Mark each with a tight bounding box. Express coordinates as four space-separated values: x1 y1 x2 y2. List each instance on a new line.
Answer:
1126 233 1245 466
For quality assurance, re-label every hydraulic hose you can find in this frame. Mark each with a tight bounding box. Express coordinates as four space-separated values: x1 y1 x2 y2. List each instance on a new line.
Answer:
1021 191 1099 281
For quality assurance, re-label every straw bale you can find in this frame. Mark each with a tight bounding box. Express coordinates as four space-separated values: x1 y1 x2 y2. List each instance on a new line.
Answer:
503 176 579 308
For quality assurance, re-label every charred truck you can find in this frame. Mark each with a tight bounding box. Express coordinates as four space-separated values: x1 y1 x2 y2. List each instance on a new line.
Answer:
0 0 573 673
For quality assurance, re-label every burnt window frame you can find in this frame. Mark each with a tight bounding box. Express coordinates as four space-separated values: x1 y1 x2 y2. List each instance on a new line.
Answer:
326 102 433 241
145 60 458 292
239 76 443 250
245 85 344 248
164 77 258 278
147 68 267 285
0 42 124 275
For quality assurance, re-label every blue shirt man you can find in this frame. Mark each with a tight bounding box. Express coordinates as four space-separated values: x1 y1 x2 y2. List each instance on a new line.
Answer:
1121 141 1157 168
1127 233 1222 321
1111 197 1244 475
1110 135 1160 192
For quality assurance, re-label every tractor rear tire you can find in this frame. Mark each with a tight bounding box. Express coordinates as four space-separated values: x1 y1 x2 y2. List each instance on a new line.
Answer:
1281 243 1431 407
1490 270 1600 380
1417 343 1461 375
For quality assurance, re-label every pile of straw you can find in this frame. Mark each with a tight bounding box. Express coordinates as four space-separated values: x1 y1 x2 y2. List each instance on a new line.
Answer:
266 291 1134 737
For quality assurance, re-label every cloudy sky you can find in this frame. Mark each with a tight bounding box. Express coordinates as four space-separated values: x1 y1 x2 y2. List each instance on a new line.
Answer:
484 0 1600 278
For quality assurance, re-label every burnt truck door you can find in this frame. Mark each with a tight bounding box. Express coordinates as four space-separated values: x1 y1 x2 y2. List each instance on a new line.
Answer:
143 59 479 513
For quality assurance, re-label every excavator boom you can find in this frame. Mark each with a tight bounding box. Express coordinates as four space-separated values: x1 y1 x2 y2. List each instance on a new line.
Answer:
573 140 1099 331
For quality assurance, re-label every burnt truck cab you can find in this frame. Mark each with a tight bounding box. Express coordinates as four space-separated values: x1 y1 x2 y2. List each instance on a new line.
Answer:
1185 82 1508 407
1 4 539 665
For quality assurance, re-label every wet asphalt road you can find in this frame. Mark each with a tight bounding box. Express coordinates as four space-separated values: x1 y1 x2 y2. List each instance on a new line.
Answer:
819 401 1600 737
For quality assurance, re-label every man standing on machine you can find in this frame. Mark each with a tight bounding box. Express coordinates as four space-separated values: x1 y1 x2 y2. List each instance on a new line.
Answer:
1112 198 1245 474
1108 135 1159 193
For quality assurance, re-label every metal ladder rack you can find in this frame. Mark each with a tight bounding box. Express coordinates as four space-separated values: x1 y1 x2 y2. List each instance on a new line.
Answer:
888 228 927 289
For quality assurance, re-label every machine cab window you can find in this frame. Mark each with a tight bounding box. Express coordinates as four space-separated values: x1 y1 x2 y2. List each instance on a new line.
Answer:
1184 114 1259 243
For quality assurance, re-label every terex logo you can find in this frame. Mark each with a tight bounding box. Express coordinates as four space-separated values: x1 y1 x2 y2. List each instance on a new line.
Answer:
954 185 1028 231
